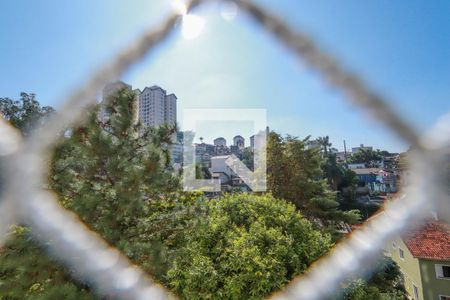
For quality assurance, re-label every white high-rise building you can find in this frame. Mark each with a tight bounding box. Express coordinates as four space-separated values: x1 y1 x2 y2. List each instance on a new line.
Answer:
101 82 177 127
164 93 177 126
138 85 177 127
139 86 165 127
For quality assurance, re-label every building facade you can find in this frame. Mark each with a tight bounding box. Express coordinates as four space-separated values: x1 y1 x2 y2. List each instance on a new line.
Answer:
101 82 177 128
385 218 450 300
353 167 397 193
164 93 177 126
214 137 227 147
351 144 373 153
101 82 180 166
233 135 245 149
139 86 167 127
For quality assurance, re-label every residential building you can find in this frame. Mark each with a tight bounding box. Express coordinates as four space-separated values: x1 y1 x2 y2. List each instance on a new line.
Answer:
250 127 269 152
164 93 177 126
307 140 321 150
352 167 397 193
230 145 240 156
250 135 255 149
233 135 245 149
385 217 450 300
211 155 249 191
101 82 177 128
214 137 227 155
348 163 366 169
211 155 236 184
139 85 166 127
352 144 373 153
214 137 227 147
336 151 349 163
101 82 180 167
170 142 183 164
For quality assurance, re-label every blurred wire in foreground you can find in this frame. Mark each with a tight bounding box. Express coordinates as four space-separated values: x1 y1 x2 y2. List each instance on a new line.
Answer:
0 0 448 299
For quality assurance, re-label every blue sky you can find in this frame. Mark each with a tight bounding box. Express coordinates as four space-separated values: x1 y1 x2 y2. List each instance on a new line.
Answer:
1 0 449 152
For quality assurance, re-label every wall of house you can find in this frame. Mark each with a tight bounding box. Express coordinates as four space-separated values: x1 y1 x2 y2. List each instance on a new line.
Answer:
348 163 365 169
385 237 423 299
211 156 235 177
419 259 450 300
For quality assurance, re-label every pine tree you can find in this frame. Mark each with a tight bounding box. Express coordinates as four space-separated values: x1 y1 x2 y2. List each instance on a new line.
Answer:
50 87 179 244
0 88 182 298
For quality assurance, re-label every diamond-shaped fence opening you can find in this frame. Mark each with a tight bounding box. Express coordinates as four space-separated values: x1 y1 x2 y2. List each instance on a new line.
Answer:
0 0 448 299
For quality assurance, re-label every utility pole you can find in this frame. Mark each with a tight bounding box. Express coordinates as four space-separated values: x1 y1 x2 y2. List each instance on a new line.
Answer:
343 140 348 165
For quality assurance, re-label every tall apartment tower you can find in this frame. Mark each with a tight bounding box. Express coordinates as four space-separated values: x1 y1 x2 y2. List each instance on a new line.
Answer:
139 85 177 127
164 93 177 126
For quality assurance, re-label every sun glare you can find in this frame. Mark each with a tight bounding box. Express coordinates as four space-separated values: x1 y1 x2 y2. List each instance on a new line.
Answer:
172 0 205 40
182 14 206 40
172 0 187 15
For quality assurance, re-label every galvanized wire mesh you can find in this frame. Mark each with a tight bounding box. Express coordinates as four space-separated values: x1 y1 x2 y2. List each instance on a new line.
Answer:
0 0 448 299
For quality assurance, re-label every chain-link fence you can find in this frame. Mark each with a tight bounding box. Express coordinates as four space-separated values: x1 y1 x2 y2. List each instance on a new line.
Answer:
0 0 448 299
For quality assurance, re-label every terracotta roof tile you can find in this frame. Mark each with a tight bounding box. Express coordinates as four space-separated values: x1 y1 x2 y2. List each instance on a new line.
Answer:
402 219 450 260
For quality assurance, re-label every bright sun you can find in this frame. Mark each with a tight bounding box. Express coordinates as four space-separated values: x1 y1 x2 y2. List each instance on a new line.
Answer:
182 14 206 40
172 0 205 40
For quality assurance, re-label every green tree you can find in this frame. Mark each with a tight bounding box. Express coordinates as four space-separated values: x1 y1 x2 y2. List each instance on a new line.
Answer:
166 193 331 299
195 162 212 179
50 87 179 244
337 168 359 203
0 92 55 135
267 132 360 239
240 147 254 170
0 88 182 298
323 153 344 190
267 132 323 208
349 149 382 167
342 256 407 300
317 135 332 158
0 226 95 300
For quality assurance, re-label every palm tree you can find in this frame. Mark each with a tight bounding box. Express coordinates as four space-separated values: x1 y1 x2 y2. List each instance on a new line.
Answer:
317 136 332 158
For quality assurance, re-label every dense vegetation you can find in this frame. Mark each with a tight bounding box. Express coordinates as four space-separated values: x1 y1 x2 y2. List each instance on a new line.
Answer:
267 133 361 239
167 193 331 299
0 90 335 299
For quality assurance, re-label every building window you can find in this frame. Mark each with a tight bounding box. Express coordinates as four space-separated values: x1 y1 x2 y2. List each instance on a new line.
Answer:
392 242 396 249
413 284 419 300
444 266 450 278
435 264 450 279
399 248 404 260
440 296 450 300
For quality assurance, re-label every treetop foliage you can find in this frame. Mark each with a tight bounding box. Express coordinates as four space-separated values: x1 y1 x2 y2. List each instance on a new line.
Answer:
267 132 361 240
0 92 54 135
166 193 331 299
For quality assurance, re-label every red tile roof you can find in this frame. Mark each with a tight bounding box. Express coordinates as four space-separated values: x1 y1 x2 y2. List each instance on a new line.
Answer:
402 219 450 260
